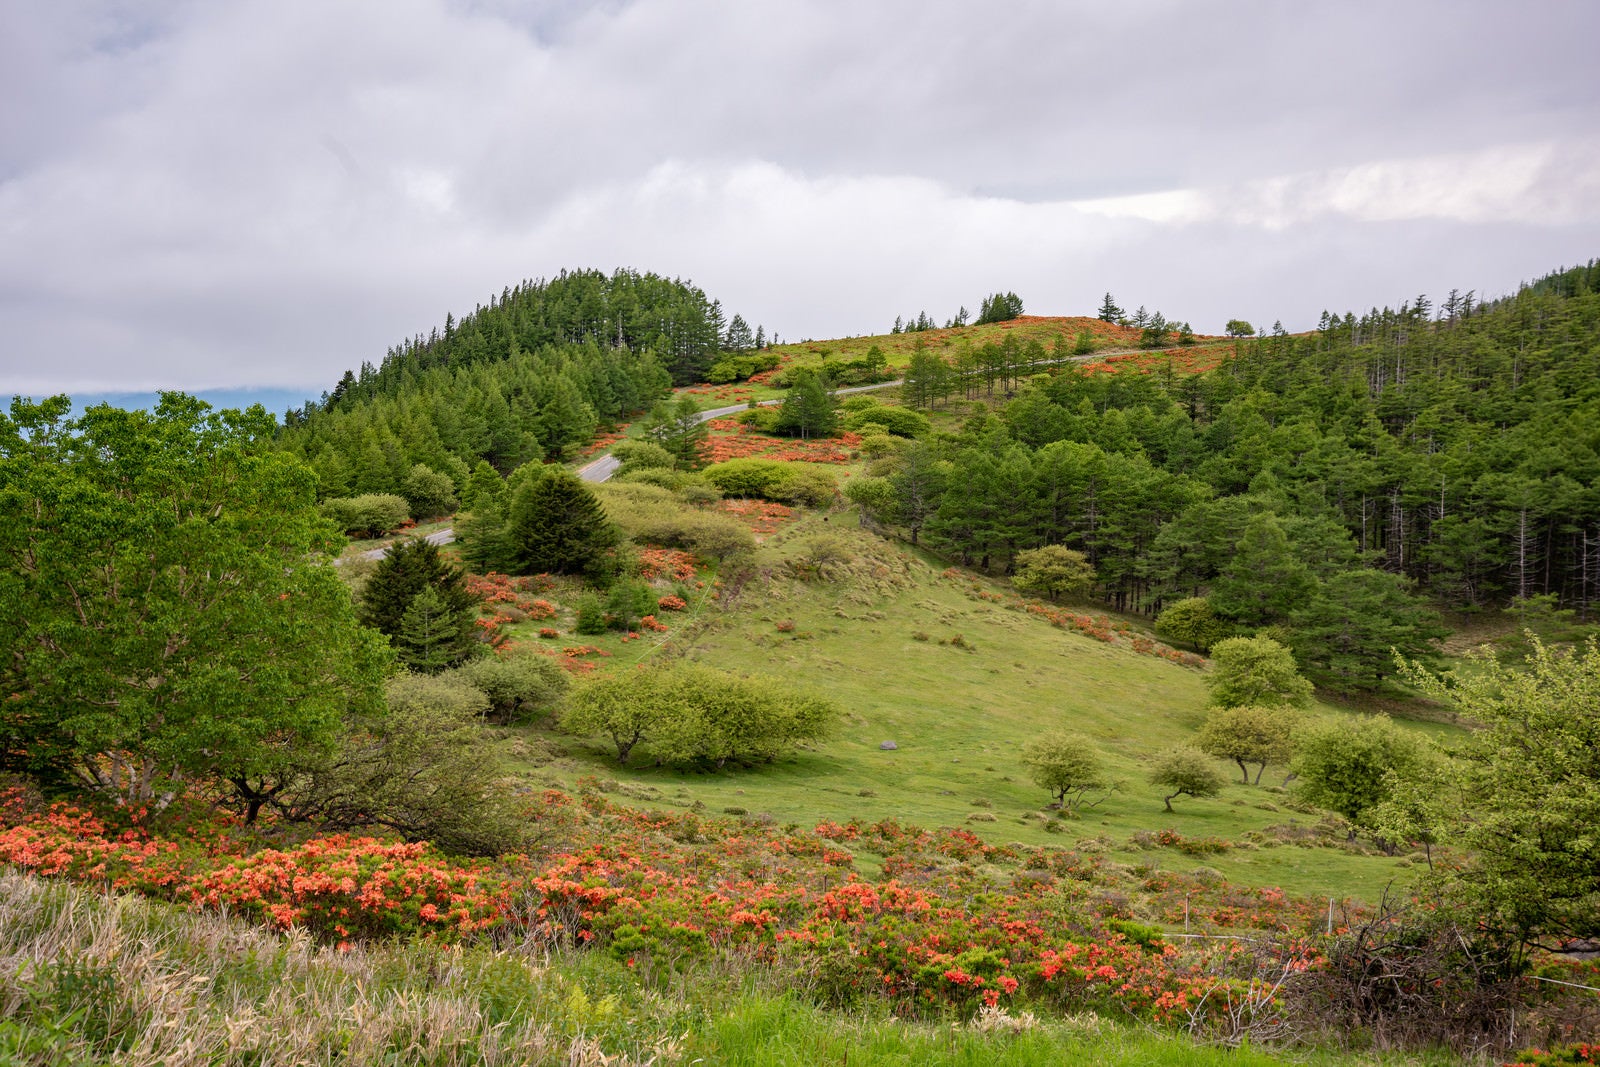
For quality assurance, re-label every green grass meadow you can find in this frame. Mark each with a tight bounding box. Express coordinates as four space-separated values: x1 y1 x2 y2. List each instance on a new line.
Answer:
505 505 1458 905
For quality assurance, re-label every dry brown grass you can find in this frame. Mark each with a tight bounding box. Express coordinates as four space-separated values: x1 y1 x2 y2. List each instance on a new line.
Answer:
0 870 681 1066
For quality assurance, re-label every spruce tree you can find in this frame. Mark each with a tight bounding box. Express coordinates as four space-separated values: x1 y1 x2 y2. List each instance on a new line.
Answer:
396 585 478 673
359 537 479 654
505 469 618 576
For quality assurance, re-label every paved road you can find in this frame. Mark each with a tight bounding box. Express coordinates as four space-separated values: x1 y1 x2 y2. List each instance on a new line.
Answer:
373 347 1148 553
352 526 455 562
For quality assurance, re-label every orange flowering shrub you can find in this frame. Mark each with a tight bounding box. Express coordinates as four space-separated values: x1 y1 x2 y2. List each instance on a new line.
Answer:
716 499 795 534
465 573 557 618
188 836 512 944
697 419 860 465
636 548 699 582
1 785 1343 1023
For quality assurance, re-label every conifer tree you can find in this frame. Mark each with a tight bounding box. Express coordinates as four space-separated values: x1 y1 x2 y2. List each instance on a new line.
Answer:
775 369 837 440
505 469 618 576
359 538 480 670
395 585 478 673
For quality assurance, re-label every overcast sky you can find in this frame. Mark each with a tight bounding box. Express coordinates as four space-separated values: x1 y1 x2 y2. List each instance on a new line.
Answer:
3 0 1598 397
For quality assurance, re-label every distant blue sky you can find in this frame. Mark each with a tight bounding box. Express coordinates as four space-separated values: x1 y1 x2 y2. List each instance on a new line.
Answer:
61 388 315 419
2 0 1597 397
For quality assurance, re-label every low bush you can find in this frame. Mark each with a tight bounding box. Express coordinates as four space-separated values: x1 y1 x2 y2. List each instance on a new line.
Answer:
597 481 754 561
562 663 838 768
702 459 838 507
320 494 411 537
455 653 569 725
846 404 931 438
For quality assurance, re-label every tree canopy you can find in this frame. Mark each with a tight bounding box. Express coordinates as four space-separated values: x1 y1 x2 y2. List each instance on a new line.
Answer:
1397 638 1600 945
0 394 390 807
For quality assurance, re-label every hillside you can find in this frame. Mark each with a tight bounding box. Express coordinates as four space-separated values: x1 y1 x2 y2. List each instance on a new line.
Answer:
493 506 1448 903
6 264 1600 1063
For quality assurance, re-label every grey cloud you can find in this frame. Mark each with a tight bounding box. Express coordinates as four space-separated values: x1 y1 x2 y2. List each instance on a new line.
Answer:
0 0 1596 394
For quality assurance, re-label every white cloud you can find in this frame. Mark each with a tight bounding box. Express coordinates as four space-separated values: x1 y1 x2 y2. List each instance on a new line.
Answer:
1078 142 1600 229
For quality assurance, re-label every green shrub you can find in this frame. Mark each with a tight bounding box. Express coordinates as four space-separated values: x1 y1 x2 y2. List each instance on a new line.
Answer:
702 459 838 507
597 482 753 561
611 439 677 473
563 663 839 768
734 407 782 433
846 405 930 438
455 653 569 725
401 463 458 520
320 493 411 537
574 593 609 635
605 579 657 631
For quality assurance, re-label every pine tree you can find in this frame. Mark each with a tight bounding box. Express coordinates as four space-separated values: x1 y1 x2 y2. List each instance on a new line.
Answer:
775 369 837 440
1098 293 1122 323
724 314 754 352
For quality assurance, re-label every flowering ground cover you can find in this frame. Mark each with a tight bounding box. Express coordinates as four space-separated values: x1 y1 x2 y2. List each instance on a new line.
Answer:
698 418 861 465
715 498 798 535
577 422 634 458
0 783 1334 1024
5 867 1397 1067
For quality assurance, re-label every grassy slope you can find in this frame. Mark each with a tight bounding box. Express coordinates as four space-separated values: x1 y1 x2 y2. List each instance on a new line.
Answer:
505 505 1459 905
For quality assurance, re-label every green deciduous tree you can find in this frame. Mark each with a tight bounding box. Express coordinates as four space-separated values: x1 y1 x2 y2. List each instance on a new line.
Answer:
1012 545 1095 602
320 493 411 537
1292 714 1423 832
1396 639 1600 944
0 394 390 808
1206 635 1314 708
562 664 838 768
1148 746 1226 812
455 652 570 725
263 672 534 856
1020 732 1113 813
401 463 457 520
1197 704 1296 784
1154 597 1233 652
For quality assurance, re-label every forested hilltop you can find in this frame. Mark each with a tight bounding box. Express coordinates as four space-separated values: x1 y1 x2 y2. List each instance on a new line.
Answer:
845 261 1600 691
278 258 1600 697
275 268 747 495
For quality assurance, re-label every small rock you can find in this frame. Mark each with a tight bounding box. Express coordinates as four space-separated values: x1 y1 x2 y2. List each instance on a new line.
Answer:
879 740 898 751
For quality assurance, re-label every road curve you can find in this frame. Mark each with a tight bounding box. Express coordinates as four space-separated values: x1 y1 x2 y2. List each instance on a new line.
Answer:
352 526 455 562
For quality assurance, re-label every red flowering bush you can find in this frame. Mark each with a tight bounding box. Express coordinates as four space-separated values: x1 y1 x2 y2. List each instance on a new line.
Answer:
466 573 558 620
188 836 513 944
